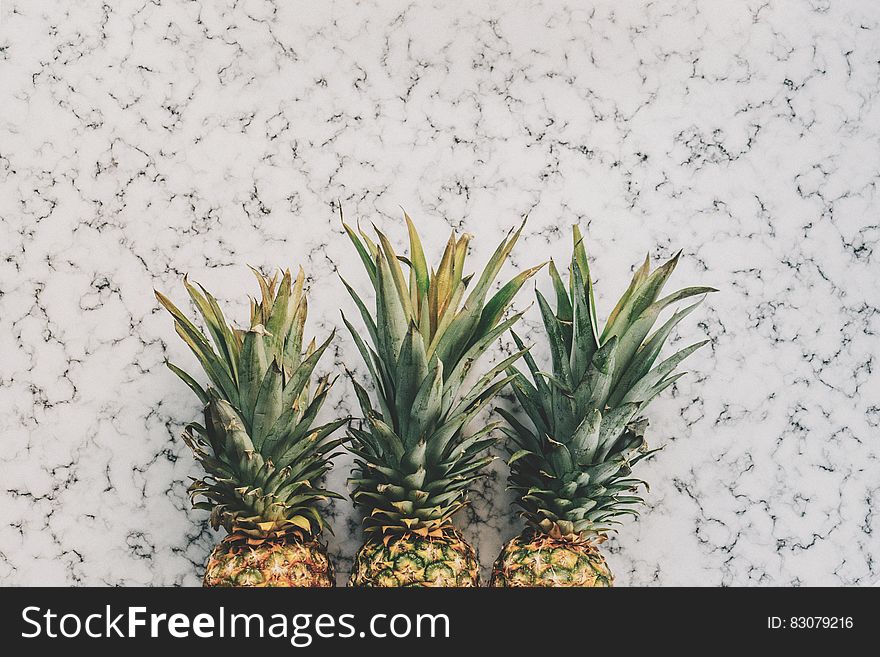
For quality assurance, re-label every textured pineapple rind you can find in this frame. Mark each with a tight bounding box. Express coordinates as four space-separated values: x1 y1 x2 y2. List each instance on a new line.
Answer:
489 533 613 587
203 538 334 587
349 534 480 587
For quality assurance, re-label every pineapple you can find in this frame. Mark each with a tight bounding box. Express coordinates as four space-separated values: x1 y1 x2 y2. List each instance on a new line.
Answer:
156 268 347 587
491 227 715 587
342 214 541 586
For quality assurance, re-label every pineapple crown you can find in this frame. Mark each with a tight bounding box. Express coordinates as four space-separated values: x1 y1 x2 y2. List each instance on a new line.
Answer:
156 268 347 542
342 213 543 542
501 226 716 541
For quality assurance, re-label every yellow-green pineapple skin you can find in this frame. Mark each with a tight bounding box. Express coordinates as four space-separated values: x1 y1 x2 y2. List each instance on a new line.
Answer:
350 534 479 587
490 534 612 587
204 538 334 587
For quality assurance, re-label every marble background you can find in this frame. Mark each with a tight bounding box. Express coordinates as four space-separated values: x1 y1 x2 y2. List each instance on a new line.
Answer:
1 0 878 586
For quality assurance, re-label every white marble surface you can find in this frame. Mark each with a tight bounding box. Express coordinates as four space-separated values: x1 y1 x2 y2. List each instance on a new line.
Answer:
1 0 878 586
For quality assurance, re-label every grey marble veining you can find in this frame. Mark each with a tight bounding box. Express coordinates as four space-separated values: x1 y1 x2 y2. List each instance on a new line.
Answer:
1 0 878 586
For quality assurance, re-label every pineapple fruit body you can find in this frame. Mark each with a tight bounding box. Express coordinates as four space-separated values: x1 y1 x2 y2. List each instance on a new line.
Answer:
490 533 611 587
204 537 334 587
350 533 479 587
